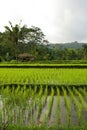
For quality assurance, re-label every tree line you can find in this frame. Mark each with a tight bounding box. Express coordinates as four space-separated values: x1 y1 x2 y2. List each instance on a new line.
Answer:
0 21 87 62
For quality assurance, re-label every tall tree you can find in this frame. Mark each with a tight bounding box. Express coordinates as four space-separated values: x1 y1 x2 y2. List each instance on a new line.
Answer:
26 26 46 55
4 21 47 59
82 44 87 59
4 21 30 59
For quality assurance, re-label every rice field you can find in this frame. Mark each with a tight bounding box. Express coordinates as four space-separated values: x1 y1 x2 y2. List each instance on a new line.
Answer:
0 67 87 129
0 86 87 127
0 68 87 85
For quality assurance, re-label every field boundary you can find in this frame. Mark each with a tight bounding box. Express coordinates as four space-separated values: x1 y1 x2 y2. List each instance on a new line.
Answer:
1 64 87 68
1 83 87 88
0 83 87 95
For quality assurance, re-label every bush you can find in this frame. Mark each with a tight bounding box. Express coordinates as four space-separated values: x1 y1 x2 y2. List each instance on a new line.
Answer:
10 60 18 64
0 56 5 62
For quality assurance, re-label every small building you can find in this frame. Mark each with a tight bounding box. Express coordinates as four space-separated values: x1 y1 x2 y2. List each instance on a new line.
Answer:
18 53 35 61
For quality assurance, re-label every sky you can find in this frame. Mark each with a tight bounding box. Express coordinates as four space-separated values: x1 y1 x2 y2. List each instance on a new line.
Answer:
0 0 87 43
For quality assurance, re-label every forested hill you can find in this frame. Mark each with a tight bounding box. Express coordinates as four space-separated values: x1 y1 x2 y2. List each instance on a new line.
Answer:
47 42 85 50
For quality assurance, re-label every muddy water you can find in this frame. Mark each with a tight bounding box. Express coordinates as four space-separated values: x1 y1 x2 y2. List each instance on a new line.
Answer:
70 100 78 125
82 97 87 125
0 95 3 109
49 96 58 125
0 100 3 108
39 96 50 124
60 96 67 125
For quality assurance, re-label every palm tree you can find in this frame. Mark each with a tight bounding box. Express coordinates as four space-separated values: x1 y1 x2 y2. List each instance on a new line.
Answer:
4 21 28 60
4 21 46 60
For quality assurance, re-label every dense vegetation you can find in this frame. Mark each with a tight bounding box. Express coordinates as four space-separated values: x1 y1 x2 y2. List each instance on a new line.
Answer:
0 21 87 62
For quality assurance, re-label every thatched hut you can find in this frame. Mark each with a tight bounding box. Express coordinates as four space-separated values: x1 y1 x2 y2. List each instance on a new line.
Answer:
18 53 35 61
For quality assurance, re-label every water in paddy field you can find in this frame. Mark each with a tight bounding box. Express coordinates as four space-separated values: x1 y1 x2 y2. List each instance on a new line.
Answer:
0 95 87 127
0 95 3 109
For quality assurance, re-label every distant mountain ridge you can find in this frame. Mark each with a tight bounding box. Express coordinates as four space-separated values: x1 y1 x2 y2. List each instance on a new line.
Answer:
47 42 86 50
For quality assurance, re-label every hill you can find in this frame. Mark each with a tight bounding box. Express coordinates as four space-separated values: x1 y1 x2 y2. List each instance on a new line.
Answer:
47 42 85 50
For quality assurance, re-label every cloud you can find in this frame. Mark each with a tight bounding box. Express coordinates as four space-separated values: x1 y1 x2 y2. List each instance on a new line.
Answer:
54 0 87 42
0 0 87 43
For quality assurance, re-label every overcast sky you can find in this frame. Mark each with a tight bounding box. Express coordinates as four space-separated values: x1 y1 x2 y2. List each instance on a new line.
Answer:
0 0 87 43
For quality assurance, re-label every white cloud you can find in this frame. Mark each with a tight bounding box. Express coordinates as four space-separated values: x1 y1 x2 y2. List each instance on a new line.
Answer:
0 0 87 43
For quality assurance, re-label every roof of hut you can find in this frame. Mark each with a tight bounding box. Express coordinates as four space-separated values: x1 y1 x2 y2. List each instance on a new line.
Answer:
18 53 34 58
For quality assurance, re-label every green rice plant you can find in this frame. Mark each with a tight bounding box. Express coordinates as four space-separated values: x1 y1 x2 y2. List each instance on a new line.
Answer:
42 86 48 108
68 88 82 125
73 88 87 110
38 85 43 97
0 95 3 127
48 88 54 118
62 87 71 126
79 88 87 96
0 68 87 85
37 99 42 120
1 85 33 126
56 88 60 124
36 86 45 120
